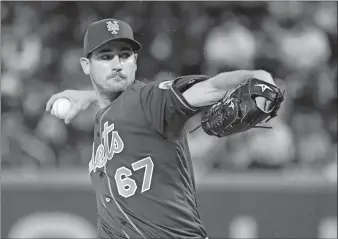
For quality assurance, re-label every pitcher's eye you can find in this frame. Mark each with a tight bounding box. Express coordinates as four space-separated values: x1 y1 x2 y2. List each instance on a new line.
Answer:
119 52 132 59
100 55 113 60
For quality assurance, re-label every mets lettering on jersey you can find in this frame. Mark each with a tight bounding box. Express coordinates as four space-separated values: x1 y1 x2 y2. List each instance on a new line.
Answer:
89 121 124 173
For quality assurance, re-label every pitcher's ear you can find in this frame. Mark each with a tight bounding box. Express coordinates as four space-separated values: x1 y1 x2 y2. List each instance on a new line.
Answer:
80 57 90 75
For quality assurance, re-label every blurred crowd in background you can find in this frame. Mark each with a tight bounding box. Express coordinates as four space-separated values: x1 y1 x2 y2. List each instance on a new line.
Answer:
1 2 337 178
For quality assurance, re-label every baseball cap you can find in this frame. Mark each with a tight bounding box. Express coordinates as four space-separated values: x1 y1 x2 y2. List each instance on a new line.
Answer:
83 18 142 57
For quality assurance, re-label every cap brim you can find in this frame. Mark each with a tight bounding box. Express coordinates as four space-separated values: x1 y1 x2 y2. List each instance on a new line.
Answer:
118 38 142 51
86 38 142 57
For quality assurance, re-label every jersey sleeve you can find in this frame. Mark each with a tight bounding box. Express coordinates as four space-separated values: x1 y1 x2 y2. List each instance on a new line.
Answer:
140 75 209 138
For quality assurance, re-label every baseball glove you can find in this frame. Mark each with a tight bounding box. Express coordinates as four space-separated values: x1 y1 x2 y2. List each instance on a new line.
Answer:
198 78 284 137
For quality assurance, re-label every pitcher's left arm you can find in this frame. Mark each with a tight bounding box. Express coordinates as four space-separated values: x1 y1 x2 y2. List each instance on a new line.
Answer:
182 70 276 108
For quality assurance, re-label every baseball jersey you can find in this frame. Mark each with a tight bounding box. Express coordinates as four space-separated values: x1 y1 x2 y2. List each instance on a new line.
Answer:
89 76 208 239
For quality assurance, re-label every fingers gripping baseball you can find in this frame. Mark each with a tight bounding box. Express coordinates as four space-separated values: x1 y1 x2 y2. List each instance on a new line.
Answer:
51 98 73 121
46 90 94 124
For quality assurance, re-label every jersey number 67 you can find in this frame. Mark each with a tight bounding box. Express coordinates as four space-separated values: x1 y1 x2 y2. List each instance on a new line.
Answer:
114 157 154 198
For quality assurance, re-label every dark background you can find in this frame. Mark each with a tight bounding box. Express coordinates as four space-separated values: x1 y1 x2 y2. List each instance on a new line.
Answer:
1 1 337 238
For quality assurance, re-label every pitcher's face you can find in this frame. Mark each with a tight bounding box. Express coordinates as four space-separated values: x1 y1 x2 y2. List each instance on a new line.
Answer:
81 40 138 93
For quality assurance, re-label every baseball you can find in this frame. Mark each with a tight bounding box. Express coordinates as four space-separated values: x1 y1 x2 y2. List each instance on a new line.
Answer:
52 98 72 119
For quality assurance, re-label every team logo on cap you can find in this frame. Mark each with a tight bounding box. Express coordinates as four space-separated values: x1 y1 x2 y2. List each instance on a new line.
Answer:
106 21 120 35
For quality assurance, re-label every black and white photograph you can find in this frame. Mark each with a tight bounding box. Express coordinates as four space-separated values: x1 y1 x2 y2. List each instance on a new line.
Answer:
1 1 337 238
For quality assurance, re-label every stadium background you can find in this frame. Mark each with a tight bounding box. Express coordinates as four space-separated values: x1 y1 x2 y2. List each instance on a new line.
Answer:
1 1 337 238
